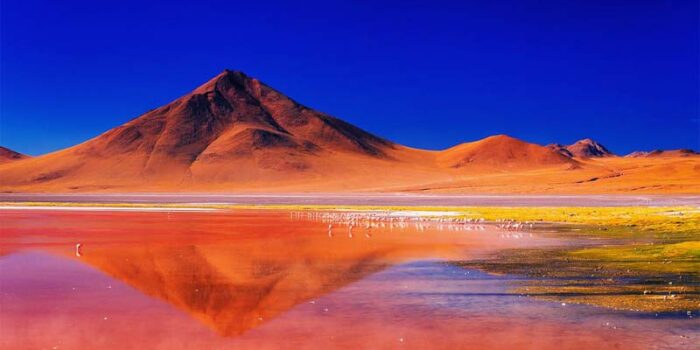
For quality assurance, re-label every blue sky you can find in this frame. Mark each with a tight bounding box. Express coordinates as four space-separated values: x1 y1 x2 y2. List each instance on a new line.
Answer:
1 0 698 155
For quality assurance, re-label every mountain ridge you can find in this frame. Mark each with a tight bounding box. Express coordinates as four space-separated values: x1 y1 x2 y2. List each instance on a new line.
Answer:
1 70 698 194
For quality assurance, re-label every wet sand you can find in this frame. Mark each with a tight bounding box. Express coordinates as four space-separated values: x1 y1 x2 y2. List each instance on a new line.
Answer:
0 209 696 349
2 193 700 207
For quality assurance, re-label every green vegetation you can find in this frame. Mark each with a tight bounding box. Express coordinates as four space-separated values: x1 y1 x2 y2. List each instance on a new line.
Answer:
444 206 700 313
571 241 700 275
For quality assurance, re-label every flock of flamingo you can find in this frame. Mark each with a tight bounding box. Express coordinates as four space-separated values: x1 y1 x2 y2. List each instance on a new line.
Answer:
289 211 538 239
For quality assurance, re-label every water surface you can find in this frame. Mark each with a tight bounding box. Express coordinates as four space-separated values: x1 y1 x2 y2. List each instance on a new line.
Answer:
0 209 696 349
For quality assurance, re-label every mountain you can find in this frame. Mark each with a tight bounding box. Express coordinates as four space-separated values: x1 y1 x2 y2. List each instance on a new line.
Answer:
93 69 396 162
547 138 614 158
0 70 415 191
438 135 577 170
0 146 29 164
0 70 698 194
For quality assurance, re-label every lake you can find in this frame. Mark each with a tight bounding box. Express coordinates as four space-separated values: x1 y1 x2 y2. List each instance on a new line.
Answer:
0 209 696 349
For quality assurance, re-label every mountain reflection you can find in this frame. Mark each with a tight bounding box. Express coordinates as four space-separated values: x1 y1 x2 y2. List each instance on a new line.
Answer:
0 209 509 337
4 208 500 336
70 242 390 336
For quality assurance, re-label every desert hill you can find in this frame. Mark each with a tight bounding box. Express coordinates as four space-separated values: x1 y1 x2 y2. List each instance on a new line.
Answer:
0 146 29 164
438 135 577 170
0 70 698 194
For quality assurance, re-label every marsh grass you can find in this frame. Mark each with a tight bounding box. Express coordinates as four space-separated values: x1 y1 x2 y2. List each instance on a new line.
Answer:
458 244 700 313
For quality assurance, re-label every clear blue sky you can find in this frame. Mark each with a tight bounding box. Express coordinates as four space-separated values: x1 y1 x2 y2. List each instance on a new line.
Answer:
1 0 698 156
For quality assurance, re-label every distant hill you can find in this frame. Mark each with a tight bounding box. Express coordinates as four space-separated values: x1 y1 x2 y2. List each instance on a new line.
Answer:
626 149 699 158
547 138 614 158
439 135 577 170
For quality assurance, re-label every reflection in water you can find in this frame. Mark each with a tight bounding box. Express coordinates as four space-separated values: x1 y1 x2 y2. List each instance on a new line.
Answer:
68 242 391 336
0 209 697 349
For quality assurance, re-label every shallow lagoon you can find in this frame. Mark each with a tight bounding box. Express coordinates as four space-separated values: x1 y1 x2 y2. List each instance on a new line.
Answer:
0 209 697 349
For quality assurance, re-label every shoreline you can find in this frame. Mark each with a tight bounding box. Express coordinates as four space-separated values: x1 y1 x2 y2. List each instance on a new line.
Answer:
2 202 697 233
